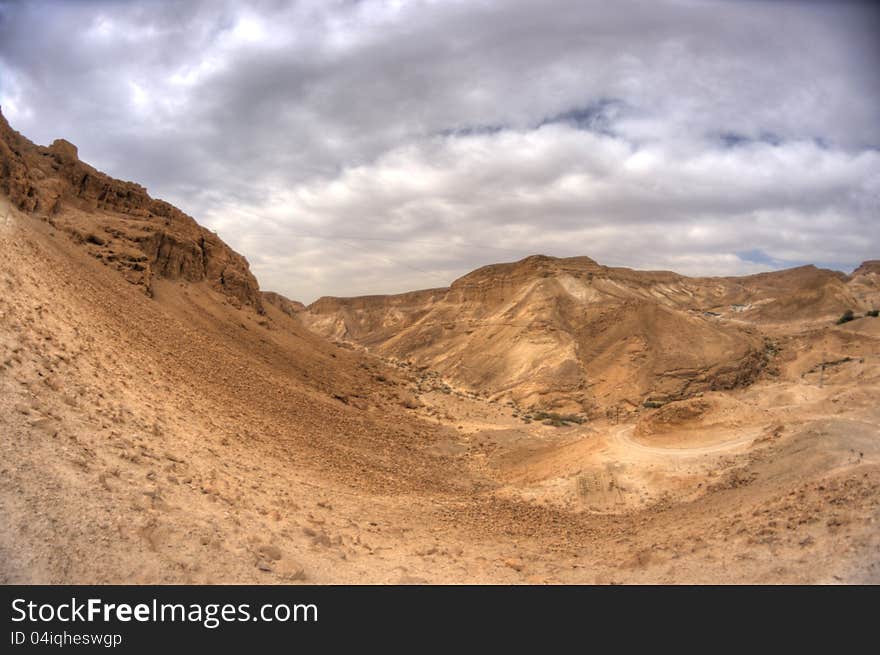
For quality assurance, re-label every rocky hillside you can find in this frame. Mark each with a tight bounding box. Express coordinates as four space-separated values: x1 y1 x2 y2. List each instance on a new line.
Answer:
261 291 306 318
847 260 880 310
0 108 262 311
303 254 876 411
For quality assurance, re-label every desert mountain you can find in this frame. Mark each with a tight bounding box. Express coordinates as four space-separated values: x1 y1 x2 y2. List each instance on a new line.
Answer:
304 254 873 411
2 109 879 584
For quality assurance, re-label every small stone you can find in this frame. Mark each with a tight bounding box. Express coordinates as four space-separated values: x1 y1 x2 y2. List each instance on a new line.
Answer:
29 417 55 431
279 563 307 582
504 558 525 572
258 544 283 561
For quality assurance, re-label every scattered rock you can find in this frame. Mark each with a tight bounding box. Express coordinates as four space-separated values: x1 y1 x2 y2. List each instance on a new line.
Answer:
503 558 525 572
258 544 283 561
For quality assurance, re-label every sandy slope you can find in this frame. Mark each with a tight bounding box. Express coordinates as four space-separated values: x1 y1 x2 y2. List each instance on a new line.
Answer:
2 198 878 583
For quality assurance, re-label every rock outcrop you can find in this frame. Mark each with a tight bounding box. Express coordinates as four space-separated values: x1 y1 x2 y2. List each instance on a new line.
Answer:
852 261 880 277
846 260 880 310
262 291 306 318
0 108 263 311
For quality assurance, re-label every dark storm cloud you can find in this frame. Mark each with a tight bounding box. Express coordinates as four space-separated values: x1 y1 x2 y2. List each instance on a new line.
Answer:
1 0 878 301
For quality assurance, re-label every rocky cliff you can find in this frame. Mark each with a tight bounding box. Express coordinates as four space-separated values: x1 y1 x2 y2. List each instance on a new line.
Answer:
0 108 263 311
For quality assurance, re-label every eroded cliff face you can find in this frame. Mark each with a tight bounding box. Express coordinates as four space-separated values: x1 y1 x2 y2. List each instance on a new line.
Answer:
0 108 262 311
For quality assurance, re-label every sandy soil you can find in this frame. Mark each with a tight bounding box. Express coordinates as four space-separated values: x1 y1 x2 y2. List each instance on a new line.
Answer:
1 192 879 584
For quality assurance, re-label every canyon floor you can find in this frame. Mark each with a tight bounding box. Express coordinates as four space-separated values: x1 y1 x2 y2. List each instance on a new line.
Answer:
1 194 878 584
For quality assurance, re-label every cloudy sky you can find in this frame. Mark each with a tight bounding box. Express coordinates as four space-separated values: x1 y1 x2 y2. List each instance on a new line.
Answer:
1 0 878 301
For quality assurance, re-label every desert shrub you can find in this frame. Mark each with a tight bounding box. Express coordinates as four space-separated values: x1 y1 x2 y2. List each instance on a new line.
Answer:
868 309 879 318
763 337 780 356
836 309 855 325
531 411 585 426
643 400 664 409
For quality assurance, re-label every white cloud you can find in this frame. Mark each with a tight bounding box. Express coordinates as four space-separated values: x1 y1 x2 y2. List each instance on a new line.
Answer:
1 0 877 301
206 126 879 299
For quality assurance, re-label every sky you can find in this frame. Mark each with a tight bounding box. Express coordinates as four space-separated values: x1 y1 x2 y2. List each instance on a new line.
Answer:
1 0 878 302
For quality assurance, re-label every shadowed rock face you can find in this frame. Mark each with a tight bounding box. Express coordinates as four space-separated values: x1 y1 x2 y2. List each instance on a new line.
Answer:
0 108 263 311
